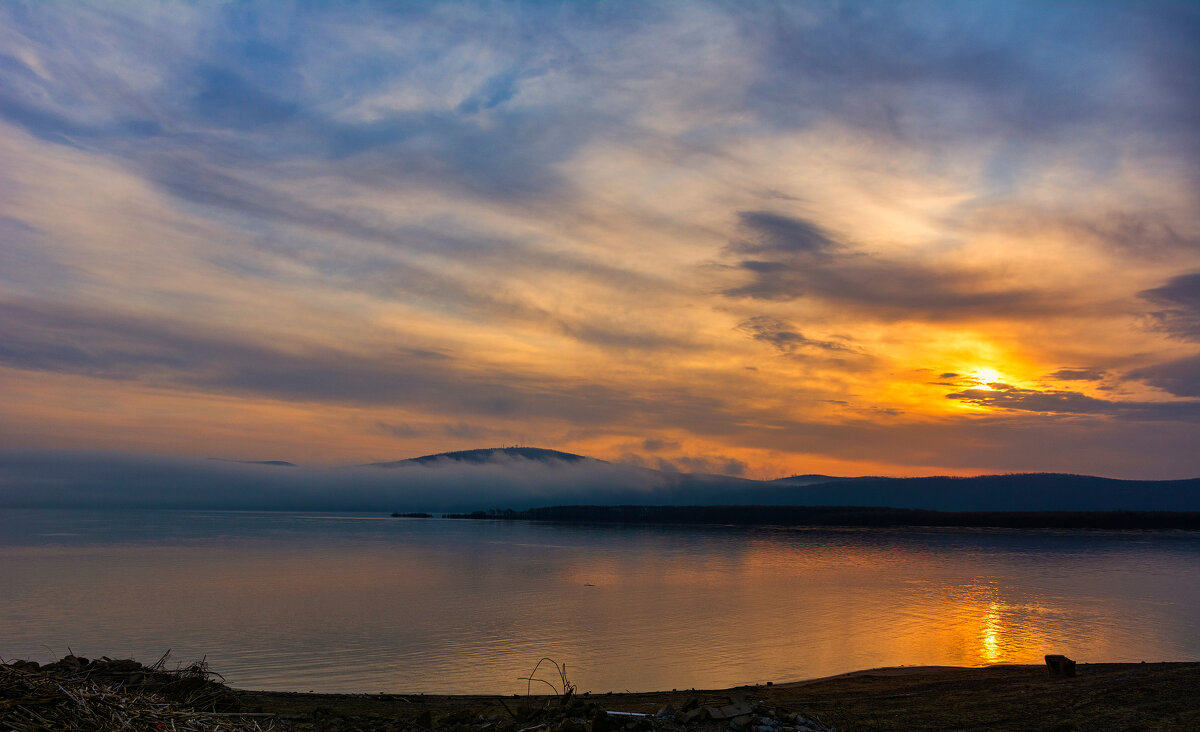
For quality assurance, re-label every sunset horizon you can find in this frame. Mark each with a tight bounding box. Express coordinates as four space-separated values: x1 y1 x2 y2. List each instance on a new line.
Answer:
3 3 1200 723
2 2 1199 486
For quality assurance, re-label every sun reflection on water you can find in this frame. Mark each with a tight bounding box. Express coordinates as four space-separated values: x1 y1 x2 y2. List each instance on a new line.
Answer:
980 600 1003 663
5 513 1198 693
948 584 1048 667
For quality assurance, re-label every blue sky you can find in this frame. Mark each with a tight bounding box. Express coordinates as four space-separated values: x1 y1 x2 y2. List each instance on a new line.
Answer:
1 1 1199 479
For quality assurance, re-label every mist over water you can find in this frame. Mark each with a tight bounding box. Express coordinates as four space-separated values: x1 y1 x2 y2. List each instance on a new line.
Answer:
4 450 1198 513
3 510 1198 694
0 450 668 512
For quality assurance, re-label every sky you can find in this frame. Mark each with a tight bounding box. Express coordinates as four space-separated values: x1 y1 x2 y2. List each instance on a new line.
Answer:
1 1 1199 481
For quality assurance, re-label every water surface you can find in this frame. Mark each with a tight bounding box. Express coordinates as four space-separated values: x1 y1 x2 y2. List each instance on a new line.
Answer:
2 509 1198 693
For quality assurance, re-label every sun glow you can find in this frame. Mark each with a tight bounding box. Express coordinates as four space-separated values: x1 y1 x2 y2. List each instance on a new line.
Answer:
970 367 1003 389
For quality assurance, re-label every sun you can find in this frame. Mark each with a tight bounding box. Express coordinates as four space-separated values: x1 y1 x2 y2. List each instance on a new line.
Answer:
970 367 1002 389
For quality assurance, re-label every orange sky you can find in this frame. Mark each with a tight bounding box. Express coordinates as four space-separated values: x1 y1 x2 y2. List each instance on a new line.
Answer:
2 2 1199 479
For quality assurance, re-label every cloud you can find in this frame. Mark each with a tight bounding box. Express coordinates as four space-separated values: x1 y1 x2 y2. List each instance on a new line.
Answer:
441 422 493 441
641 438 680 452
1080 212 1198 256
728 211 839 255
0 299 740 432
744 1 1200 165
1048 368 1107 381
722 211 1050 319
736 315 852 353
188 65 301 131
2 1 1200 482
946 383 1200 422
1128 354 1200 398
650 454 748 478
377 422 422 439
1140 271 1200 341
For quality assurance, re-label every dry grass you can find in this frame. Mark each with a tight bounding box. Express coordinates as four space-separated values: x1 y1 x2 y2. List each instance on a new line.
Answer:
1 652 279 731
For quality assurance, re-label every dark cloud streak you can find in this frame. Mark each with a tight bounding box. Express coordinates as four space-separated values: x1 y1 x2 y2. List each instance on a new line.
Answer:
736 315 852 353
723 211 1052 319
0 299 735 430
947 383 1200 422
1140 271 1200 341
1129 354 1200 398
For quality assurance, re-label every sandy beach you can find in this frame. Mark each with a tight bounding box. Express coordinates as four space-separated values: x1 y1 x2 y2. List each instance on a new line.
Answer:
227 661 1200 730
231 657 1200 724
6 655 1200 730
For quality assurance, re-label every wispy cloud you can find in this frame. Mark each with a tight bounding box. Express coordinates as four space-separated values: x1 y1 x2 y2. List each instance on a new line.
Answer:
2 1 1199 481
722 211 1054 319
1141 272 1200 342
736 315 853 354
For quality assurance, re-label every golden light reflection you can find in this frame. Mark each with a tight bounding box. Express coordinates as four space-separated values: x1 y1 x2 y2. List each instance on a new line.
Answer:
948 584 1049 667
556 543 1056 680
980 600 1004 663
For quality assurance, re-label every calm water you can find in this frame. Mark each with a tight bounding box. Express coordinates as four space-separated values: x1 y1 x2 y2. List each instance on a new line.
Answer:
2 509 1198 694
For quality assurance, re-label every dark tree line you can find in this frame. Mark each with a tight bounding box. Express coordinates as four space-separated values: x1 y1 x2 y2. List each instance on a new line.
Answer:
438 505 1200 529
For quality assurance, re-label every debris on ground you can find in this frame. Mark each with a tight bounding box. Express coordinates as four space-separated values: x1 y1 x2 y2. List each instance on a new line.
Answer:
4 656 836 731
1 652 276 731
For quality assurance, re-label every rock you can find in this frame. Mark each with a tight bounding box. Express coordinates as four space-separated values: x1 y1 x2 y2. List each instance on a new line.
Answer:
708 701 754 720
730 713 754 729
1045 654 1077 678
591 709 614 732
681 707 708 723
8 660 40 671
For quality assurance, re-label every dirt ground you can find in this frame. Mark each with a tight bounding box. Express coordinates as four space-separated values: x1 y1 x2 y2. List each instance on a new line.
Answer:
233 662 1200 731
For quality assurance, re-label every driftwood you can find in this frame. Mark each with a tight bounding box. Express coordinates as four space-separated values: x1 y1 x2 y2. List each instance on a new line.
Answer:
0 652 280 731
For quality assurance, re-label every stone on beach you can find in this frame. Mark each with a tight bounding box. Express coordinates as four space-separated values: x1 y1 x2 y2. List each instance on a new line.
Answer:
1045 654 1077 678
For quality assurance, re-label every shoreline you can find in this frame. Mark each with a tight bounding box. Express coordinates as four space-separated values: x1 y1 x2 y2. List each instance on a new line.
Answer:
7 657 1200 730
436 505 1200 530
228 661 1200 730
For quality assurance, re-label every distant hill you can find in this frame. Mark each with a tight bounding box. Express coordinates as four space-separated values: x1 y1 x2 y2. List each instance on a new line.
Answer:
445 504 1200 530
207 458 297 467
366 446 599 468
770 473 856 486
359 447 1200 512
4 447 1198 513
772 473 1200 512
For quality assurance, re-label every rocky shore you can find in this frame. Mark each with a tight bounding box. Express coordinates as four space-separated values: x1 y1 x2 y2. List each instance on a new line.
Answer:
4 656 1199 731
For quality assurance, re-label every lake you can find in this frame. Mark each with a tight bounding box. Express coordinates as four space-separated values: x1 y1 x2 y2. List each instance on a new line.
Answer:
2 509 1198 694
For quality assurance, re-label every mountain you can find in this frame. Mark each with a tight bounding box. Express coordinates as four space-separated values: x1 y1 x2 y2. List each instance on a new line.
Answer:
207 458 297 467
360 447 1200 512
770 473 858 486
6 447 1196 512
739 473 1200 512
366 446 597 467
